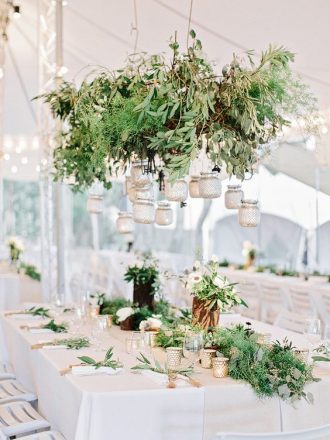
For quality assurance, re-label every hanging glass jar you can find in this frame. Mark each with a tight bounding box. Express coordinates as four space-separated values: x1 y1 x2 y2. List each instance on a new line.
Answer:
125 176 132 195
135 182 154 201
133 198 155 224
225 184 244 209
198 172 222 199
165 179 188 202
87 181 104 214
189 176 201 198
116 212 134 234
127 183 136 203
155 201 173 226
86 196 103 214
130 160 150 187
238 199 260 227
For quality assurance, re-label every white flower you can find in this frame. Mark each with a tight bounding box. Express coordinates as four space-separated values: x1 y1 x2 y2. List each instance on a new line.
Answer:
193 260 201 270
116 307 134 322
210 254 219 263
139 316 162 331
188 271 202 285
7 236 24 252
214 276 226 289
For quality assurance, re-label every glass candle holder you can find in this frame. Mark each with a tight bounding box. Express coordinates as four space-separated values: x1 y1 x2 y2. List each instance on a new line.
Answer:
89 305 100 318
238 199 260 227
155 201 173 226
200 349 216 369
198 172 222 199
189 176 201 198
225 184 244 209
212 357 229 378
135 183 154 201
133 198 155 224
116 212 134 234
130 160 150 187
128 184 136 203
165 179 188 202
144 331 158 348
166 347 182 370
87 195 103 214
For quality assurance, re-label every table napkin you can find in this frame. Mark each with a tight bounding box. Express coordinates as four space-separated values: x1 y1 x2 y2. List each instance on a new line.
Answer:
71 366 123 376
42 344 67 350
11 314 43 320
30 328 54 334
140 370 190 387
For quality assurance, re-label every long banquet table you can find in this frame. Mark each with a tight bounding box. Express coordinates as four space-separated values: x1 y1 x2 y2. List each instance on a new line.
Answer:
1 311 330 440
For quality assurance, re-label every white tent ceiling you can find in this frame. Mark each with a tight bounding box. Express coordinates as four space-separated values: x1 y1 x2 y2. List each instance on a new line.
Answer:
1 0 330 186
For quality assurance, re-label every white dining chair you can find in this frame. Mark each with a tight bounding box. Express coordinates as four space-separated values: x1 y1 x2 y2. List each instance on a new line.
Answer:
260 283 288 324
0 379 36 404
214 423 330 439
19 431 66 439
274 309 308 334
237 280 261 320
287 286 317 317
0 401 50 440
313 290 330 327
0 364 15 381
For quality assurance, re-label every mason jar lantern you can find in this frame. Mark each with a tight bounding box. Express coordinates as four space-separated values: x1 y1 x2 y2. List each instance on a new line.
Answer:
130 160 150 187
155 201 173 226
165 179 188 202
116 212 134 234
225 184 244 209
87 181 104 214
238 199 260 227
189 176 201 198
135 182 154 201
133 198 155 224
198 172 222 199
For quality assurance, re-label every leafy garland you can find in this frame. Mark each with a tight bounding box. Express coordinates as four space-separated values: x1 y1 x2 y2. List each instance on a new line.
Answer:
205 325 318 403
37 32 316 191
27 306 51 318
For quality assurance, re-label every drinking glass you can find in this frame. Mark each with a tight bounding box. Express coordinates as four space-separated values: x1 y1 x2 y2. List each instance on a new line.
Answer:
126 331 145 354
323 323 330 350
304 318 321 359
183 331 204 367
91 316 108 351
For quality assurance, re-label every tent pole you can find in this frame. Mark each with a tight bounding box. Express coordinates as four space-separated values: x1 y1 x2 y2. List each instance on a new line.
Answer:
55 0 66 303
315 168 320 270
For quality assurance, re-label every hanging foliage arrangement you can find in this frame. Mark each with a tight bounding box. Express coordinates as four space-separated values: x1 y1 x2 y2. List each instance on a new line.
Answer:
38 31 316 191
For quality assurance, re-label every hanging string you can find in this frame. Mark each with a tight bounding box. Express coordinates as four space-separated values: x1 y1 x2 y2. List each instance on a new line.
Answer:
131 0 139 53
186 0 194 49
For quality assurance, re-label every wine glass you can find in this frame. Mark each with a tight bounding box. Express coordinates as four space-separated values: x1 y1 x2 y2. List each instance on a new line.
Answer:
323 323 330 351
183 331 204 367
304 318 321 359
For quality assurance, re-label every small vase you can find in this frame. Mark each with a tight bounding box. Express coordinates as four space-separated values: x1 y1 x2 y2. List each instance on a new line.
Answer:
192 297 220 330
244 255 255 270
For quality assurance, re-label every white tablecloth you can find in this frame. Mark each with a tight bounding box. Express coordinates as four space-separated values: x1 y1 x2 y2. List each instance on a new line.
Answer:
1 312 330 440
0 274 20 311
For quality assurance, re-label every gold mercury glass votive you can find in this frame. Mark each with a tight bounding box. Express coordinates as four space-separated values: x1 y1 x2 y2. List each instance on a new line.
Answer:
89 305 100 318
212 357 229 378
166 347 182 370
200 349 216 369
101 314 112 329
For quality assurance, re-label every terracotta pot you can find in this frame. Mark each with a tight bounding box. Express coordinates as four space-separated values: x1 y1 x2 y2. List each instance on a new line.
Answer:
133 281 155 311
192 297 220 329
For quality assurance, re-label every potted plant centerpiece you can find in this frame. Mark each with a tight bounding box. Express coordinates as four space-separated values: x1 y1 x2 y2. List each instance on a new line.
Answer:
242 241 258 270
186 256 247 329
124 253 160 312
